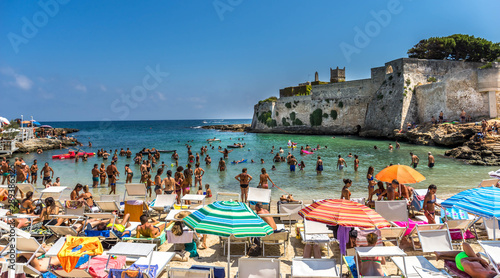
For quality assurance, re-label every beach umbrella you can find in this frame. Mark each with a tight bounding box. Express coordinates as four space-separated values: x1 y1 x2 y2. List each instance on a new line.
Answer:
40 125 53 129
441 187 500 238
488 169 500 179
0 117 9 126
375 165 425 184
298 199 391 229
183 201 273 276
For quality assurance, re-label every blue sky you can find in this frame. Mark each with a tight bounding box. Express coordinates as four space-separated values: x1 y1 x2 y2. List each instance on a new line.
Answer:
1 0 499 121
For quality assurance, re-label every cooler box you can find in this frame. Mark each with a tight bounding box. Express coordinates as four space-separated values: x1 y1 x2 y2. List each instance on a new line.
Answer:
124 200 144 222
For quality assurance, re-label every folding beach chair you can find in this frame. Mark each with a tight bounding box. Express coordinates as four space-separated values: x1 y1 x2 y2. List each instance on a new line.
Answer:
391 256 452 278
0 236 47 276
379 226 407 247
260 230 289 257
124 183 147 201
170 268 212 278
247 188 271 210
478 179 499 187
46 214 86 237
375 200 409 224
354 246 407 278
301 219 334 257
0 262 26 277
237 258 281 278
151 194 177 218
478 240 500 274
216 192 240 202
0 217 32 239
483 218 500 240
95 194 123 212
417 224 454 253
278 201 304 222
291 258 339 278
132 251 175 278
220 235 248 256
445 219 475 243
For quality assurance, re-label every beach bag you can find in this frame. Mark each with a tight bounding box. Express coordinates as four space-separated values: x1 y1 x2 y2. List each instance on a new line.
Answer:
10 198 20 214
247 243 261 257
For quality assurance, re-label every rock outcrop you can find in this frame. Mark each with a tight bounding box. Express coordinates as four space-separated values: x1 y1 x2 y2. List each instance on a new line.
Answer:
16 138 80 153
393 123 479 147
202 124 251 132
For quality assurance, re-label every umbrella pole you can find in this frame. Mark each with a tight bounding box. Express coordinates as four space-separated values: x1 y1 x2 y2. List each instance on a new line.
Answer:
227 236 231 278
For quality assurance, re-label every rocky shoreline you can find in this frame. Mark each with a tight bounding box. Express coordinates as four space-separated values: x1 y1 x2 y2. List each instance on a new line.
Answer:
13 128 81 154
210 122 500 165
202 124 250 132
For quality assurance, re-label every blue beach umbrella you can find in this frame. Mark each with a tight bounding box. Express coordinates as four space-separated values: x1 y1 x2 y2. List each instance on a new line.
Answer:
441 187 500 238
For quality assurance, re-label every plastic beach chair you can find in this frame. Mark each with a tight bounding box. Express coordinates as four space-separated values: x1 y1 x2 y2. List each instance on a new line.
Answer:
478 240 500 274
247 188 271 210
392 256 452 278
260 230 289 257
95 194 122 212
237 258 281 278
216 192 240 202
483 218 500 240
375 200 409 223
291 258 339 278
151 194 176 218
123 183 148 201
278 202 304 222
417 225 453 253
379 226 407 247
170 268 212 278
133 251 175 278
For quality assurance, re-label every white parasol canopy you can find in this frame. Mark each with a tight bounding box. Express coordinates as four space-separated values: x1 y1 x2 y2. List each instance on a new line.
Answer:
0 117 10 126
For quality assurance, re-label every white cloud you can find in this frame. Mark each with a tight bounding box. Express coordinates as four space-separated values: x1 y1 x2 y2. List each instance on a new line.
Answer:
75 84 87 92
99 85 107 92
0 67 33 90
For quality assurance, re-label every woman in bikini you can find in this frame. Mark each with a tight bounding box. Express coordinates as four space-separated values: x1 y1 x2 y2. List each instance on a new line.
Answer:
36 197 64 226
70 184 83 200
79 185 96 209
341 179 352 200
19 191 35 214
258 168 275 189
154 168 163 196
99 163 107 185
174 167 184 204
423 184 440 224
125 164 134 183
358 233 385 276
368 181 385 206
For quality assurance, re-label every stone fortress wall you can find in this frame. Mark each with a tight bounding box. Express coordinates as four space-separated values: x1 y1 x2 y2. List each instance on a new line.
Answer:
251 58 500 137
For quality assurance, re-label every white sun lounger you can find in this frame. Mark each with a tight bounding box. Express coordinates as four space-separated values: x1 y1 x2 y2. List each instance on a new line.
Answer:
355 246 407 278
417 225 454 253
375 200 409 223
291 258 339 278
0 218 31 239
301 219 334 257
0 262 26 277
278 202 304 222
0 236 47 276
392 256 452 278
483 218 500 240
237 258 281 278
407 223 447 251
478 240 500 274
169 268 212 278
124 183 147 201
247 188 272 210
260 229 289 257
106 242 168 278
216 192 240 202
379 226 407 247
152 194 177 218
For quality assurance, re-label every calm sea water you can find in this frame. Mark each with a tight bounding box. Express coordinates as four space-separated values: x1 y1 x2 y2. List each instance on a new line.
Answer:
18 119 499 201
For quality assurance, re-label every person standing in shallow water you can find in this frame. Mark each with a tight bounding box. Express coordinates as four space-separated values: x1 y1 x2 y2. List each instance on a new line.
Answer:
235 168 252 203
410 152 419 168
354 155 359 172
316 156 323 175
428 152 435 168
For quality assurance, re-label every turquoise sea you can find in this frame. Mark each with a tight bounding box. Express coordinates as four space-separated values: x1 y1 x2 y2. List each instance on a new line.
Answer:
17 119 499 201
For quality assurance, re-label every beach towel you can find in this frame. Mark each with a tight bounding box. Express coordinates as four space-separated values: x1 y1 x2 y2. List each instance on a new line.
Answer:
130 264 159 278
85 229 110 237
57 236 103 273
65 200 84 209
79 255 126 278
441 208 469 221
191 265 226 278
122 223 167 245
338 225 350 255
394 219 426 236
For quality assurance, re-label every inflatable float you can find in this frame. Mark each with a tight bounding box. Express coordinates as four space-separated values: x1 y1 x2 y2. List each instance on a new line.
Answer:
207 138 221 142
301 150 313 154
231 159 247 164
288 145 297 148
52 151 95 160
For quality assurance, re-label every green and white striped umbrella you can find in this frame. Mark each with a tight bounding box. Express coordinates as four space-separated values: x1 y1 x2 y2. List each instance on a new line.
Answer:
183 201 274 238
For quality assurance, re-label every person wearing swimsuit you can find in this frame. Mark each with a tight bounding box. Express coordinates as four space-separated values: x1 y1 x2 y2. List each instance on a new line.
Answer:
358 233 385 276
163 170 175 195
316 156 323 175
235 168 252 203
423 184 440 224
136 214 166 239
259 168 275 189
194 163 205 187
154 168 163 195
174 169 184 204
341 179 352 200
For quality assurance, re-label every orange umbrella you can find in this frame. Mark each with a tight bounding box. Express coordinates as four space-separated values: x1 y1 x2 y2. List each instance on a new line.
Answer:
375 165 425 184
298 199 391 229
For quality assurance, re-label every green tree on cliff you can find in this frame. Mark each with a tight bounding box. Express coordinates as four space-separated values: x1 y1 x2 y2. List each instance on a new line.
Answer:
408 34 500 62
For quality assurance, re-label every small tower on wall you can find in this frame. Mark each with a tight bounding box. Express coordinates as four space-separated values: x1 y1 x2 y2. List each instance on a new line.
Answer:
330 67 346 83
315 71 319 82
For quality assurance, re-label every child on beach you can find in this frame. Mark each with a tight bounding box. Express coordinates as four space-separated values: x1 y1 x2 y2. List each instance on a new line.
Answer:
197 185 203 195
205 184 212 198
299 161 305 170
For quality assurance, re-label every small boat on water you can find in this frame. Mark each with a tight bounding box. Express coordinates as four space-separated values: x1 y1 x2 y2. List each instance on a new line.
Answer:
52 151 95 159
157 150 176 153
207 138 221 142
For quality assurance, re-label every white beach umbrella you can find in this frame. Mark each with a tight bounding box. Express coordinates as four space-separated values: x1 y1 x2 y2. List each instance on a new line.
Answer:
489 170 500 179
0 117 10 126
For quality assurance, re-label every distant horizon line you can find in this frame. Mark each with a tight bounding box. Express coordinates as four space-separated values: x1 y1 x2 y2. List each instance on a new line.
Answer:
39 118 252 123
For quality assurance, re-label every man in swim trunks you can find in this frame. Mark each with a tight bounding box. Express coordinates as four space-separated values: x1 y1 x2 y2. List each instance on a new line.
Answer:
289 155 297 172
106 161 120 194
460 109 466 123
235 168 252 203
439 111 444 123
126 148 132 158
53 177 61 186
194 163 205 187
316 156 323 175
0 159 9 185
428 152 435 168
163 170 175 194
410 152 419 168
136 214 166 238
337 155 346 170
91 164 100 187
435 242 497 278
30 159 38 184
41 162 54 187
172 151 179 167
218 158 226 171
184 164 193 187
